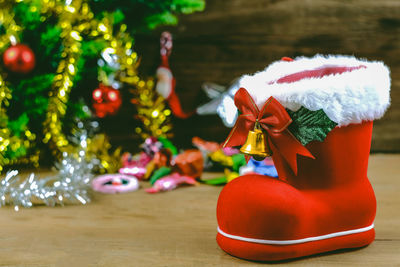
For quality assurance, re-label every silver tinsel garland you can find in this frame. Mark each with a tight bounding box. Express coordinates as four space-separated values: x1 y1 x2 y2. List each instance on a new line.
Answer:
0 124 100 210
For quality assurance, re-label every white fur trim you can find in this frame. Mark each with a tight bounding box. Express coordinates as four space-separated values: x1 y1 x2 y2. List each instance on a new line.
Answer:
217 223 374 245
239 55 391 126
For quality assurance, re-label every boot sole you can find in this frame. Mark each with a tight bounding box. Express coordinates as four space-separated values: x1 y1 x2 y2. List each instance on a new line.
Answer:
217 223 375 261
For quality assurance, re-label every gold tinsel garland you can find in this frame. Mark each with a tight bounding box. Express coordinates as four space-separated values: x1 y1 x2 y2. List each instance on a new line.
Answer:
100 13 173 139
130 79 173 139
41 0 122 172
0 0 173 173
0 0 120 172
42 0 89 153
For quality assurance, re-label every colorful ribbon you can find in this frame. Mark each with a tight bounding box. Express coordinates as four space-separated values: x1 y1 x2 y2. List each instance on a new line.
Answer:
223 88 314 175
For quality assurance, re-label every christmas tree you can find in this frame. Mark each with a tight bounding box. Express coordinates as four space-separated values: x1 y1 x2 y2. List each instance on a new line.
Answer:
0 0 204 173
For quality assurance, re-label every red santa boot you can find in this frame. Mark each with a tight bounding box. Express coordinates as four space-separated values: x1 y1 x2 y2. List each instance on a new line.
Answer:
217 55 391 261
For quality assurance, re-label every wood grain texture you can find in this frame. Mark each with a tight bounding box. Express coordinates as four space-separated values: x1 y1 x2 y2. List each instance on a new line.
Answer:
0 154 398 266
127 0 400 152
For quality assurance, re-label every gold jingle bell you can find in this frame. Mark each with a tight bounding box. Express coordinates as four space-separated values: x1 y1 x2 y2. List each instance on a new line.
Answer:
240 122 272 161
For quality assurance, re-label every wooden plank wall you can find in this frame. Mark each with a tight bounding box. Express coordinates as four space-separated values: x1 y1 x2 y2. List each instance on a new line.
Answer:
113 0 400 152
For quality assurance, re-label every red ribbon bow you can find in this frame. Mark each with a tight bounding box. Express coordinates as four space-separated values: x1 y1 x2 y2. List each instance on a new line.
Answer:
223 88 314 175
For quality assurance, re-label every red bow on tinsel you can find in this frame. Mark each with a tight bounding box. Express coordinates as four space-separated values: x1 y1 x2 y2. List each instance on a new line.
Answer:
223 88 314 175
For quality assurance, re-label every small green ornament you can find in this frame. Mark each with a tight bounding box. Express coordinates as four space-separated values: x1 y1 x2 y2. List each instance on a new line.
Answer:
200 176 228 185
287 107 337 146
232 154 246 172
149 167 171 185
158 137 178 155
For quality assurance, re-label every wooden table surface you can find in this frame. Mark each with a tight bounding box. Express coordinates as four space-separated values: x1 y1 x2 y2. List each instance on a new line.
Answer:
0 154 398 266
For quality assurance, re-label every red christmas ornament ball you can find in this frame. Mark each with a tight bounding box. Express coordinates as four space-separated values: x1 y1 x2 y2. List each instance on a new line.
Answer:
92 84 122 118
3 44 36 73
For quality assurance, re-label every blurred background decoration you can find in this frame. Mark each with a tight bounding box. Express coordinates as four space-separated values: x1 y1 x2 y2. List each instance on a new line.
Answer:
1 0 399 176
134 0 400 152
0 0 205 173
